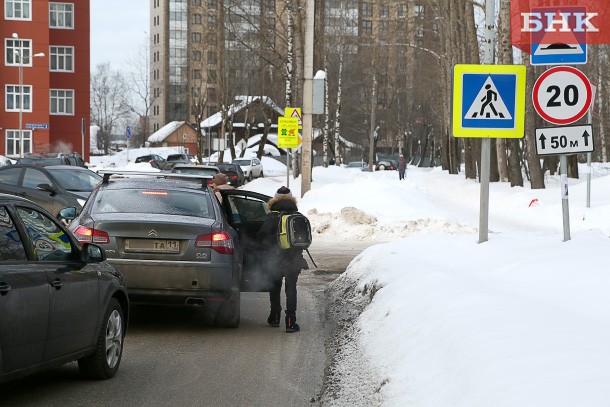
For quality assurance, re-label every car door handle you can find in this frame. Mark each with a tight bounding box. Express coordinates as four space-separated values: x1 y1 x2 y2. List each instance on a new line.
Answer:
0 282 11 295
50 279 64 290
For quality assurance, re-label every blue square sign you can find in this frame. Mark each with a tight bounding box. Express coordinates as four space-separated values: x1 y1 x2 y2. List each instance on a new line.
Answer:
461 73 517 130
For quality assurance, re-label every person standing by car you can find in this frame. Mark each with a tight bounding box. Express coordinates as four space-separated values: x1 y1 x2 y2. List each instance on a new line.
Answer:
256 186 308 333
398 154 407 180
211 173 234 202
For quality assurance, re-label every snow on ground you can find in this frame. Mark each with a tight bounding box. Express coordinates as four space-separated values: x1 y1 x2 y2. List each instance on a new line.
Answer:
90 146 610 406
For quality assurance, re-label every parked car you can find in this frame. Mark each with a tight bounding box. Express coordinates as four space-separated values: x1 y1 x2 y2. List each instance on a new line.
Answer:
0 193 128 383
135 154 164 164
17 153 71 166
166 153 193 165
170 164 220 178
214 163 246 187
233 157 263 181
375 159 398 171
0 164 102 221
0 155 13 166
65 171 273 328
62 153 87 168
346 161 368 170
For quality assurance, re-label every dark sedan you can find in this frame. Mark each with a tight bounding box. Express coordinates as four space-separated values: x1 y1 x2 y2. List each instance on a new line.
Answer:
0 165 102 220
0 193 128 383
375 159 398 171
66 171 273 328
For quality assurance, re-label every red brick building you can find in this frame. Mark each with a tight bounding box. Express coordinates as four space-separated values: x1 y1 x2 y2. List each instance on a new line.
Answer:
1 0 90 160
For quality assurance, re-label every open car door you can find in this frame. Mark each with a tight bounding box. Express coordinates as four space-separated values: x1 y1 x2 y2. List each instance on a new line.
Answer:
219 189 271 291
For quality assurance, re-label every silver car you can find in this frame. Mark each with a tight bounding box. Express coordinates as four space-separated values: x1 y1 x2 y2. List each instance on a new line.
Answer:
65 172 271 328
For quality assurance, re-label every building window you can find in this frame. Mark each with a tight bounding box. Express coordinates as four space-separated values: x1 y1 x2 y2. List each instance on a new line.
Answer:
379 20 389 36
5 38 32 66
5 84 32 111
193 69 202 79
208 69 217 84
208 0 216 9
49 3 74 29
398 3 407 18
192 32 201 42
49 46 74 71
361 20 372 35
192 0 201 5
5 129 32 155
265 0 275 10
193 14 201 24
361 2 372 17
380 4 389 18
208 15 216 25
207 50 217 65
414 4 424 18
415 24 424 37
193 50 201 61
50 89 74 115
5 0 31 20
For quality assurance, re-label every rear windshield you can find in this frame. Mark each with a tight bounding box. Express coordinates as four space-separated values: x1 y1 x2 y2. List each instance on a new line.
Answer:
92 189 214 218
172 167 217 176
167 154 187 161
18 157 64 165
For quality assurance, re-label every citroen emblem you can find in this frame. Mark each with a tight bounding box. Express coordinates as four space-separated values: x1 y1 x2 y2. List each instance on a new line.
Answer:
148 229 158 237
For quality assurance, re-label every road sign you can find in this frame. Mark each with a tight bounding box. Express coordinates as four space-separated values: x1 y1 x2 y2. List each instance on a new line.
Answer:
285 107 302 129
277 117 299 148
126 125 132 139
530 7 588 66
535 124 594 156
533 66 592 125
452 64 526 138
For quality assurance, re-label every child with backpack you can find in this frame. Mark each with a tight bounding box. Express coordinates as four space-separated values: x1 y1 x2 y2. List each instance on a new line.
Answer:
256 186 310 333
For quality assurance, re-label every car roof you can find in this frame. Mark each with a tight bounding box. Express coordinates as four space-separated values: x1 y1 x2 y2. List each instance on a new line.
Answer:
99 177 211 192
172 164 218 169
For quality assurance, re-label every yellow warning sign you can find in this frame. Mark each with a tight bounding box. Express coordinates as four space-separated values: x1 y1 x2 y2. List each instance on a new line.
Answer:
285 107 302 129
277 117 300 148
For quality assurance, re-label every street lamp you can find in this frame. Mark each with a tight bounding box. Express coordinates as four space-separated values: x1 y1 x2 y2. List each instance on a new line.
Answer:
12 33 44 158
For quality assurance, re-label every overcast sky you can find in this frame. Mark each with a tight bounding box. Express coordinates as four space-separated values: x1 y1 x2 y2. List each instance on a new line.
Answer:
90 0 149 71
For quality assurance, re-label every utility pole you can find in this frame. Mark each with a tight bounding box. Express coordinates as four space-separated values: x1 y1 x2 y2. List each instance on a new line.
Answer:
300 0 315 196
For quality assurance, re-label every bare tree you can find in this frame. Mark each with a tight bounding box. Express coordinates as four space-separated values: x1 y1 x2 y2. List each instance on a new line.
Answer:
90 63 129 154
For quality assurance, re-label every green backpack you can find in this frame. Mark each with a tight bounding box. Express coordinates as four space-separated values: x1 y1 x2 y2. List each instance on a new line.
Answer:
274 211 312 250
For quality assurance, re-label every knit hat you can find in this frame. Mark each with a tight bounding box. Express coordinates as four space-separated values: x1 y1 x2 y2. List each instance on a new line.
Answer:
212 173 228 185
274 186 292 198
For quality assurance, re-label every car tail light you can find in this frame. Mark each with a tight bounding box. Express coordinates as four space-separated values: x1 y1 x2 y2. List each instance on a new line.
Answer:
228 174 238 180
73 226 110 244
195 232 234 254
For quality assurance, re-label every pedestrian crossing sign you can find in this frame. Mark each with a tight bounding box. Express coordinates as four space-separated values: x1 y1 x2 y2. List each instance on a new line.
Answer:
453 64 526 138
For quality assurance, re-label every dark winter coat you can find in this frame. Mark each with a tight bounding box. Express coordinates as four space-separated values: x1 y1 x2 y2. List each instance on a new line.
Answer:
256 194 308 276
398 156 407 172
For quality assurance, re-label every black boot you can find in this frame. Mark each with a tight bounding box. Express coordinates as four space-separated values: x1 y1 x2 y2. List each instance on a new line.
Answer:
285 315 300 333
267 310 281 327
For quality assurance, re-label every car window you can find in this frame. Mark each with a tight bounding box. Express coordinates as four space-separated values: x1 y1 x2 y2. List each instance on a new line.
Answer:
233 160 249 166
49 169 101 192
16 206 73 262
0 167 22 186
92 188 215 218
22 168 52 189
172 167 218 176
0 206 27 261
226 195 269 222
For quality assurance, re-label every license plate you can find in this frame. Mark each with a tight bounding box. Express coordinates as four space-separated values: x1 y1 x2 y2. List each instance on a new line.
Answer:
125 239 180 253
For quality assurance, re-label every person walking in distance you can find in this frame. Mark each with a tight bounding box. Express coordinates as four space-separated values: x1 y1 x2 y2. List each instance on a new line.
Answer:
398 154 407 180
256 186 309 333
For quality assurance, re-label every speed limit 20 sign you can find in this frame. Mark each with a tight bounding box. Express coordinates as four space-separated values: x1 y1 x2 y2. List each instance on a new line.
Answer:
533 66 592 125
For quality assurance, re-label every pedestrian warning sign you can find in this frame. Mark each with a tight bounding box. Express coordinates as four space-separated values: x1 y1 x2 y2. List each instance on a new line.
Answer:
285 107 302 129
453 64 526 138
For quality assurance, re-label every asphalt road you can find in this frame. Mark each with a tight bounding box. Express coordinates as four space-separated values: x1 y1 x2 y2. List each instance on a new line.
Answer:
1 241 371 407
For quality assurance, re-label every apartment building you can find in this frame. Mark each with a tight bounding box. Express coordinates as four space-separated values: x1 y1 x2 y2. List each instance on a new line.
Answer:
1 0 90 160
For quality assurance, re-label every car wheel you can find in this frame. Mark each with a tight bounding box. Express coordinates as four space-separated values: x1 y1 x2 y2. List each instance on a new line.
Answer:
378 164 386 170
259 171 264 178
248 174 253 182
215 292 240 328
78 298 124 379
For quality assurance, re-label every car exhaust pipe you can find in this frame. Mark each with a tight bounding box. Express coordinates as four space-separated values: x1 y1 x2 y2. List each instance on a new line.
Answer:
185 297 207 306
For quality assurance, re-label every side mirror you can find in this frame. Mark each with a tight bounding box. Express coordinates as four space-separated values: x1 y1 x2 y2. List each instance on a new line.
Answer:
81 243 106 263
59 207 78 220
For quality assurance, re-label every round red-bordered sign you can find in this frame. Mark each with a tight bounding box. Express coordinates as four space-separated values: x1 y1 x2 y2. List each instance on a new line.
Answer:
532 66 592 125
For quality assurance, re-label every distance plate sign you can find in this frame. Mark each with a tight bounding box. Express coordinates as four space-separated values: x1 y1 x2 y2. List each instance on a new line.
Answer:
532 66 592 125
535 124 594 156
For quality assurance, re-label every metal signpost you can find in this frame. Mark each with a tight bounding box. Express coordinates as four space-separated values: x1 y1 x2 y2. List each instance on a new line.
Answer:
277 117 299 188
532 66 593 241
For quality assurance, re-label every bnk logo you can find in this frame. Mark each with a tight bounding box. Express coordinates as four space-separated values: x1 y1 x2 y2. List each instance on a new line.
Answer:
510 0 609 53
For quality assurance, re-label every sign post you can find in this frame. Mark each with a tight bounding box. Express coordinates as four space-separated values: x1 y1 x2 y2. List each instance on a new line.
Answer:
277 117 299 188
533 66 593 242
